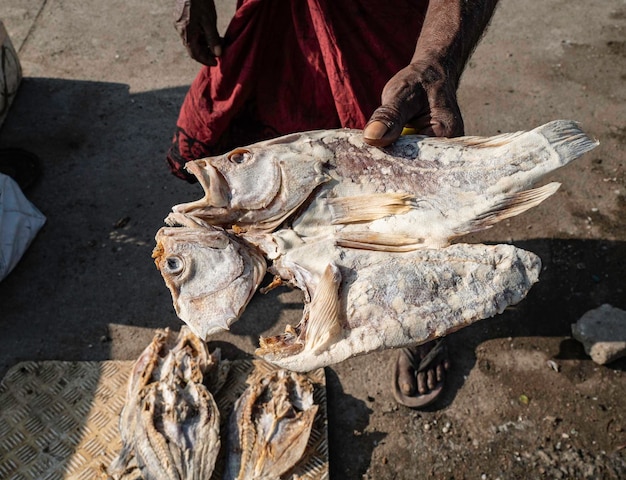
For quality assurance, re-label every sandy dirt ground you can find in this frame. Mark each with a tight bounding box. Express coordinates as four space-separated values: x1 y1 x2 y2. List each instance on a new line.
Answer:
1 0 625 478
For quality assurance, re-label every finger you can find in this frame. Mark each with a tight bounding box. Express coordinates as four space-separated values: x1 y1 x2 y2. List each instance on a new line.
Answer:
201 1 222 58
188 42 218 67
418 88 465 138
430 108 464 138
203 27 222 58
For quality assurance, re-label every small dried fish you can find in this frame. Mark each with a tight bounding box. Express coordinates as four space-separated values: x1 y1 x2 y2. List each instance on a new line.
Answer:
108 327 223 479
224 366 319 480
153 224 266 340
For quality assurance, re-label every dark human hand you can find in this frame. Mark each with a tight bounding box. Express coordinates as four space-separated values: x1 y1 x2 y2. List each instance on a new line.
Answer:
174 0 221 66
363 60 464 147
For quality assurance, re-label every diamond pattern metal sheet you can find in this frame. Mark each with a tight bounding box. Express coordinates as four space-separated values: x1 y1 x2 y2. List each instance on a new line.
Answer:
0 361 128 480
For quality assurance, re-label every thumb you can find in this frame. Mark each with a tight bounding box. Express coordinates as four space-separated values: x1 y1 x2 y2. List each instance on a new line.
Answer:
363 105 406 147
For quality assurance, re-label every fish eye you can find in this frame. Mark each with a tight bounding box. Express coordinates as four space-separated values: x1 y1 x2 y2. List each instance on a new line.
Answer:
164 256 184 274
227 148 251 164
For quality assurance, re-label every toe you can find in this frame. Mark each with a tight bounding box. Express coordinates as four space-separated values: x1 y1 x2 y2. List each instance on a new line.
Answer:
427 368 436 390
397 350 418 396
417 371 428 394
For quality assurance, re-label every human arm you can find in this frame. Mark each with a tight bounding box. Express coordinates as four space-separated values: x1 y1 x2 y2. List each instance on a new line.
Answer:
363 0 499 145
174 0 222 66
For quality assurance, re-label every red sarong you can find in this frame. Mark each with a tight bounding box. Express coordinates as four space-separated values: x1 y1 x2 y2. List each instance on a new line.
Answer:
167 0 427 181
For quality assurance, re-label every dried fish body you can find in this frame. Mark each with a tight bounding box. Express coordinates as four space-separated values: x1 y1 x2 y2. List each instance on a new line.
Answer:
153 224 266 340
108 327 222 480
171 120 597 249
224 367 319 480
256 240 541 372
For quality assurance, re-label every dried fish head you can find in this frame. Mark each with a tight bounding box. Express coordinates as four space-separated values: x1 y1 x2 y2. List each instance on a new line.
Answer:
173 133 332 231
153 226 266 340
224 367 319 480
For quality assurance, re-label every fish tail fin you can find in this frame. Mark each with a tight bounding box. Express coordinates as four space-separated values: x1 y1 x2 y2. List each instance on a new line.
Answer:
456 182 561 235
304 263 343 353
428 120 597 172
532 120 599 167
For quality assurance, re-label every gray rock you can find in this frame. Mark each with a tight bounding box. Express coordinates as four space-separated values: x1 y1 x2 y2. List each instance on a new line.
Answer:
571 304 626 365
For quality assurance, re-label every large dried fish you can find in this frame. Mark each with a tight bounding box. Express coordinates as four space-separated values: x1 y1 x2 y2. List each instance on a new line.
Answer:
108 327 223 479
171 120 597 249
153 225 266 340
224 367 319 480
255 239 541 371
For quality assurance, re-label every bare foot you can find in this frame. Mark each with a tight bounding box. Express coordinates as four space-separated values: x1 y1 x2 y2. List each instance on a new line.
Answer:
392 339 450 408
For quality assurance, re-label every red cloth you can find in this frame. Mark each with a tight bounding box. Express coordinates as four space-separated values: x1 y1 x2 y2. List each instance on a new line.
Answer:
167 0 427 181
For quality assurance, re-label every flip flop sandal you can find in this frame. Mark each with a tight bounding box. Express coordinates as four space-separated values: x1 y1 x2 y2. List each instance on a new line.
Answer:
0 148 42 190
392 339 448 408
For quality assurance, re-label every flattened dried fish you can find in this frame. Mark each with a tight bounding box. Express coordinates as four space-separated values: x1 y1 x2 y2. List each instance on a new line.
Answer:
108 327 223 479
224 367 319 480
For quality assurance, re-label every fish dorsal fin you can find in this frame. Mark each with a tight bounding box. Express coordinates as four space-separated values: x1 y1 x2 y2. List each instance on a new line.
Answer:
419 120 598 166
421 130 526 149
455 182 561 236
335 232 427 252
304 263 342 353
328 192 416 224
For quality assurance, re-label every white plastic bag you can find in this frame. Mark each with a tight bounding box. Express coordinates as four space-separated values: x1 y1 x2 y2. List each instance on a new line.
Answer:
0 172 46 281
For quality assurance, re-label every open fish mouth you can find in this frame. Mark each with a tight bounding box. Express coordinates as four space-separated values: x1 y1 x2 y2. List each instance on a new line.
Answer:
156 121 598 372
186 159 230 208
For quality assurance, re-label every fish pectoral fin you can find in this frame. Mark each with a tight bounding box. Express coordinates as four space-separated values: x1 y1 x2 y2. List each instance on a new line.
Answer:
456 182 562 236
304 263 343 353
335 232 426 252
328 192 416 224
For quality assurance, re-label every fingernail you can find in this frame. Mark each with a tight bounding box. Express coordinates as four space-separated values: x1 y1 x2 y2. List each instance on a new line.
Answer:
363 121 388 140
211 45 222 57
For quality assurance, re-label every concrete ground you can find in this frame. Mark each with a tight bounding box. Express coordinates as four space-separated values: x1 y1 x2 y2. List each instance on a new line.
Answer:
1 0 625 478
